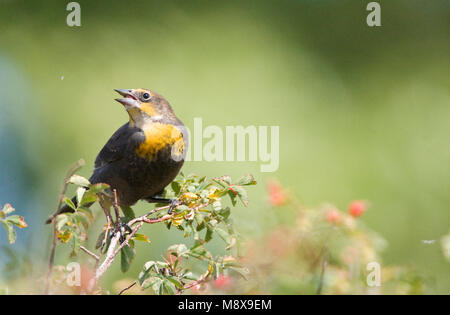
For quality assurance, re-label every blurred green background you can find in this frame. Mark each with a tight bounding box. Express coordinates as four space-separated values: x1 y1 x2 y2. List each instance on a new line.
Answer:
0 0 448 293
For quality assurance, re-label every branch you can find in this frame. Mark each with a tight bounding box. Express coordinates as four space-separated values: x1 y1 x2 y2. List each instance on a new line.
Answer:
80 245 100 261
45 159 85 295
118 281 137 295
89 201 213 292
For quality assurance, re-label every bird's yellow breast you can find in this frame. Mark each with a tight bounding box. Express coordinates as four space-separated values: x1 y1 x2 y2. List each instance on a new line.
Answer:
136 123 184 161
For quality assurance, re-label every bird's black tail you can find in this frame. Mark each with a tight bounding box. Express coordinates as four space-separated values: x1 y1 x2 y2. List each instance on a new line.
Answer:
45 196 78 224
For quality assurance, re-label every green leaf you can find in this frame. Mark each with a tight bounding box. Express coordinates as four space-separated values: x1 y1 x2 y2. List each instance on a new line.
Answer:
213 175 232 188
68 174 90 187
73 212 90 230
80 191 98 206
121 244 136 273
95 231 106 249
77 207 94 221
196 180 212 193
142 276 162 291
215 227 232 245
56 215 69 231
219 207 231 220
70 234 81 257
139 261 156 285
2 204 15 215
230 266 250 280
171 181 181 195
167 244 189 257
63 197 76 211
89 183 110 194
154 278 164 295
5 215 28 228
227 190 237 206
189 244 208 259
166 276 184 290
237 174 257 186
205 226 214 242
231 185 248 206
184 223 193 237
133 233 150 243
162 280 176 294
76 187 86 205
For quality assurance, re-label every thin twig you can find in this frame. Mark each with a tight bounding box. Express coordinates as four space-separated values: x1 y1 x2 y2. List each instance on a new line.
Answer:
45 159 85 295
98 198 113 257
93 222 143 284
80 245 100 261
118 281 137 295
316 251 328 295
177 270 211 294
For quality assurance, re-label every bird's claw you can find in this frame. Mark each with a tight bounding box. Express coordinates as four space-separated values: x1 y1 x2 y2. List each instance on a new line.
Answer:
109 221 133 243
168 199 182 215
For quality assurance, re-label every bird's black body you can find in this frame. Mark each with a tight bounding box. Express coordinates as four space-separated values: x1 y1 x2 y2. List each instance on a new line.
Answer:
46 88 187 224
90 121 185 206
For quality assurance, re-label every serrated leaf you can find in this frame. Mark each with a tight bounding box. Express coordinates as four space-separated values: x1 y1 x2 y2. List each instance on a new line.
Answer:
167 244 188 257
2 204 15 215
68 174 90 187
6 215 27 228
227 190 237 206
213 176 231 188
231 185 248 206
236 174 257 186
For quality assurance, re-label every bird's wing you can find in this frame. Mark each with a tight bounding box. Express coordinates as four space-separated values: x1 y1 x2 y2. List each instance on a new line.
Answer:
94 122 142 169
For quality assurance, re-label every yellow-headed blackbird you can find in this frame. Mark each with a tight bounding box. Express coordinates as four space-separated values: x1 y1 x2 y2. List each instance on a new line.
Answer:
46 89 187 224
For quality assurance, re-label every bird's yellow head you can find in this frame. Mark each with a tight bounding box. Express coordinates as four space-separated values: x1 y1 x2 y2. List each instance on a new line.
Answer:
114 88 175 128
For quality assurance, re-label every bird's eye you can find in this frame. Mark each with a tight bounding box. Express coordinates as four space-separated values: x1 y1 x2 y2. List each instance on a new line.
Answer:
142 93 151 101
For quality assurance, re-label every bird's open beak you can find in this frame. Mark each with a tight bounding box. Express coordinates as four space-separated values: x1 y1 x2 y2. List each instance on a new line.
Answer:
114 89 139 108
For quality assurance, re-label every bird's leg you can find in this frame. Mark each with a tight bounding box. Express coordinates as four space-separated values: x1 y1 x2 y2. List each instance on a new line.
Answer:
112 190 121 230
110 189 135 243
144 195 181 214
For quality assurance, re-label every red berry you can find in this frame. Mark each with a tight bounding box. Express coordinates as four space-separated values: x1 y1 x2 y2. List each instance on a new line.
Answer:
267 180 286 206
325 209 341 224
348 201 366 218
213 275 232 289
